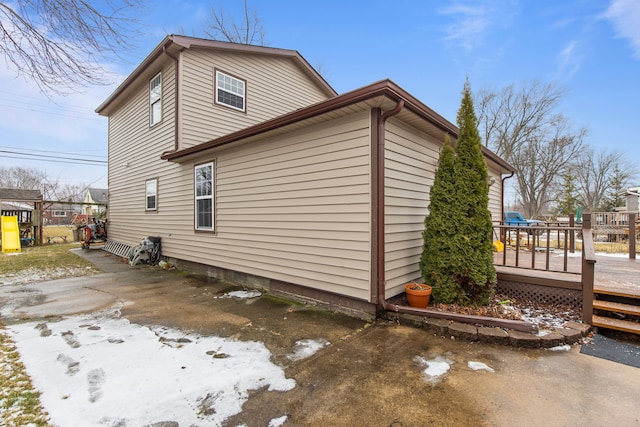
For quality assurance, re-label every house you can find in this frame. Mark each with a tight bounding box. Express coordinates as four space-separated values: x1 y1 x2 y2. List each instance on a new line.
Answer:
97 35 513 318
42 203 81 226
617 186 640 212
82 188 108 218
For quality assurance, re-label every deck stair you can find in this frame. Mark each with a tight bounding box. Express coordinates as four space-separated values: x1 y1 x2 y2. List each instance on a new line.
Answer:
592 286 640 335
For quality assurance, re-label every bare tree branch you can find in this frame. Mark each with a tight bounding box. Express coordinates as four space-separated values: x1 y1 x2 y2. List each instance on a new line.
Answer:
477 80 586 217
573 148 637 210
203 0 266 45
0 0 140 95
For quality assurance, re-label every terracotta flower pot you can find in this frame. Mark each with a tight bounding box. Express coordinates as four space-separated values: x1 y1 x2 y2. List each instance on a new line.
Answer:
404 283 432 308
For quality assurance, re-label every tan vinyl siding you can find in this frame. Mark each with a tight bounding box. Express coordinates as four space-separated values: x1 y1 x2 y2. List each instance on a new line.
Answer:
128 111 372 300
107 62 181 245
383 119 506 298
487 164 503 223
179 49 331 149
383 119 440 297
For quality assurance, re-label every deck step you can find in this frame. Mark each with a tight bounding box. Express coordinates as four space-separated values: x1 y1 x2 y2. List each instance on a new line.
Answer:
592 315 640 335
593 300 640 316
594 286 640 299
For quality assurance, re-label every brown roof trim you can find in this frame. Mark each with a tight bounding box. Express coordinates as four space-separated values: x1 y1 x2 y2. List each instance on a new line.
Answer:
96 35 337 115
161 79 514 172
163 79 450 161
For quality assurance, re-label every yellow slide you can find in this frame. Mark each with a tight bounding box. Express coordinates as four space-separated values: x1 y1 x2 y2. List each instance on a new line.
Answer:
1 215 21 253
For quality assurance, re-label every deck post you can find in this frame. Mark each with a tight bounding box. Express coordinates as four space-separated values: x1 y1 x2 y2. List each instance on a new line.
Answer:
581 213 596 324
629 212 637 260
569 213 575 253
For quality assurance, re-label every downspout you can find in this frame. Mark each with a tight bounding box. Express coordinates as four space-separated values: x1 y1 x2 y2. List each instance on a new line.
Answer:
373 107 537 332
374 99 404 312
500 171 515 223
162 43 180 155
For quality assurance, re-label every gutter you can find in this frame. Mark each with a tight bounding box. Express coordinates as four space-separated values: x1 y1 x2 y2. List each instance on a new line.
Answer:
373 104 536 333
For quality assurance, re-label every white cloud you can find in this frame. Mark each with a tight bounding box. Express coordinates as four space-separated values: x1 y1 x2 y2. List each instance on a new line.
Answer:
558 40 581 78
605 0 640 58
438 0 519 52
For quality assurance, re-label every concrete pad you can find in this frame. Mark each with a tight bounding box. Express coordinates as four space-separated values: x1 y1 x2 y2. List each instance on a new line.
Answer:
2 248 639 426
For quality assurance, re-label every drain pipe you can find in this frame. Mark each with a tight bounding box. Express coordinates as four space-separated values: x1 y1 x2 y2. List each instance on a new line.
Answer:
161 42 180 155
375 99 404 312
500 170 515 223
374 105 536 332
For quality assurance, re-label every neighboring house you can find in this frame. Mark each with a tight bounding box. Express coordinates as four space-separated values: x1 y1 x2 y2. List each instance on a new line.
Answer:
82 188 109 218
97 35 513 318
42 203 81 225
617 186 640 212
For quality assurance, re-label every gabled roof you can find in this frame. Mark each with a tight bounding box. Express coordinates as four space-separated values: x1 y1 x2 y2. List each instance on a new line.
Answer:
87 188 109 204
161 79 514 173
0 188 42 202
96 35 337 116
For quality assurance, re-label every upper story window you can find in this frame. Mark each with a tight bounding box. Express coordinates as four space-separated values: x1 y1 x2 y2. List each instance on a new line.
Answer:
215 70 245 112
53 211 66 217
145 178 157 211
150 73 162 126
195 161 215 231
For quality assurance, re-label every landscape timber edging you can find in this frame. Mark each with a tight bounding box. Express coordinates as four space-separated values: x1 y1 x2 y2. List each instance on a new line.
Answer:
385 313 592 349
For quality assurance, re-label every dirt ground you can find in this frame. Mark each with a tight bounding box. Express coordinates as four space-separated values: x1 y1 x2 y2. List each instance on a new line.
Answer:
1 248 639 426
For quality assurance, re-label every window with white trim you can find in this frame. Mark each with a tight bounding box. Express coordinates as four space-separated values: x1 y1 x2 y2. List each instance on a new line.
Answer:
215 70 245 111
145 178 157 211
53 211 66 217
195 162 214 231
150 73 162 126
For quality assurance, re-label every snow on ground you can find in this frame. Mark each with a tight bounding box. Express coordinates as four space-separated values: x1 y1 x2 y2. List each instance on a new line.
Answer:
467 361 495 372
8 306 295 426
287 338 331 361
414 356 498 384
0 266 97 285
413 355 453 385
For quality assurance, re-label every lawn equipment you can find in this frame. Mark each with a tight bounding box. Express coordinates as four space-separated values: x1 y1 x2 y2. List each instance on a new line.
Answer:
79 218 107 249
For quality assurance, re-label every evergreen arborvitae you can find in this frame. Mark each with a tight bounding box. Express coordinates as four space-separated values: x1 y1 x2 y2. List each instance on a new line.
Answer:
420 136 466 303
452 81 496 305
421 81 496 306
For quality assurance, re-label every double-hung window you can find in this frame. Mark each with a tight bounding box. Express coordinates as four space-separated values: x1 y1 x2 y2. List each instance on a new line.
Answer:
150 73 162 126
195 162 215 231
145 179 157 211
215 70 245 111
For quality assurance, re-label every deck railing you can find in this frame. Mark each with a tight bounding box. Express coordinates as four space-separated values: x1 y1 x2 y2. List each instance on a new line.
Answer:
494 213 596 323
494 221 580 274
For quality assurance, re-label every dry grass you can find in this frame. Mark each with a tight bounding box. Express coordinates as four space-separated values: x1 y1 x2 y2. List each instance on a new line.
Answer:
0 327 51 426
42 225 75 240
0 243 100 279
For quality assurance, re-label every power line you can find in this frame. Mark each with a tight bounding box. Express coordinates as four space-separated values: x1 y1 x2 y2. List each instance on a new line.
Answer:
0 150 108 165
0 103 103 122
0 145 107 159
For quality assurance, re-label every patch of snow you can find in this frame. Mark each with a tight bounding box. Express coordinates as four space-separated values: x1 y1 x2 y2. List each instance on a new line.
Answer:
521 308 567 328
8 309 295 426
537 329 550 337
547 344 571 352
0 266 96 285
287 338 331 361
414 355 452 385
220 290 262 299
269 415 288 426
467 361 495 373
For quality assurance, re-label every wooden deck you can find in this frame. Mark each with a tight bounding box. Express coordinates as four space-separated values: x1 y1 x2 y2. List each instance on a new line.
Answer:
494 249 640 298
592 255 640 298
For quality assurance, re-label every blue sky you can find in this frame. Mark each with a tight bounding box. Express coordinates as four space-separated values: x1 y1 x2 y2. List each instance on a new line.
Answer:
1 0 639 191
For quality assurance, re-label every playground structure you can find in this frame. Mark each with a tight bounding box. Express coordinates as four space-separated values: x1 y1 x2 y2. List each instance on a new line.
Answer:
0 188 44 248
0 188 109 250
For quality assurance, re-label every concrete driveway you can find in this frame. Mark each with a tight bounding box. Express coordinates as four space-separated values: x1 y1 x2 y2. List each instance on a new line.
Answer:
1 248 639 426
